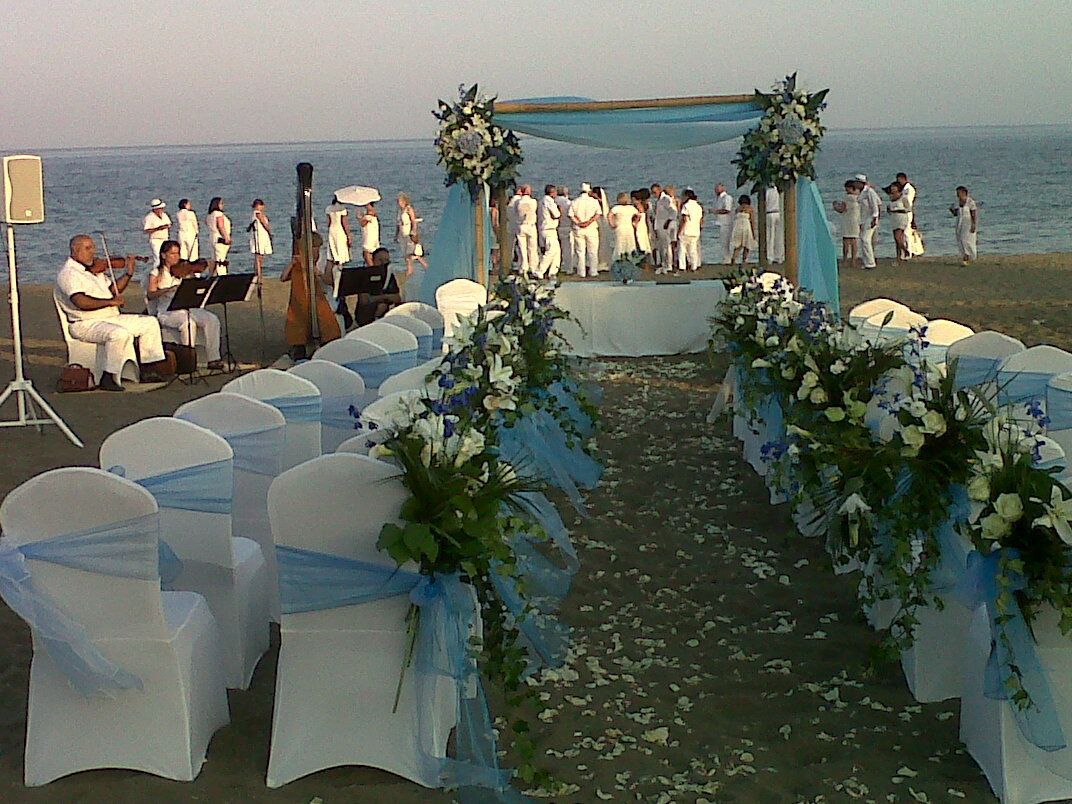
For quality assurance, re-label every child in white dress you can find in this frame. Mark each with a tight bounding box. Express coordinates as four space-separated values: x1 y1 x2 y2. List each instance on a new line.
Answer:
832 180 861 268
729 195 757 265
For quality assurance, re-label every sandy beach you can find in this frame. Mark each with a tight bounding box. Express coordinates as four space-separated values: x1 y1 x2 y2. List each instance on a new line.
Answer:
0 252 1069 801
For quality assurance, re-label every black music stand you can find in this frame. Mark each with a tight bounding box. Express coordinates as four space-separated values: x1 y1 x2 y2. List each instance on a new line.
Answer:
335 265 390 299
204 273 257 372
167 277 215 385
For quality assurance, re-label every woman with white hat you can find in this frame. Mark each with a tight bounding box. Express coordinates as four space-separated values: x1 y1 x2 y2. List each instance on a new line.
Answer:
143 199 171 266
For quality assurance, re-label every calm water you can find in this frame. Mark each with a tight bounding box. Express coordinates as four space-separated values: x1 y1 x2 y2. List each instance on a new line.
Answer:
5 126 1070 283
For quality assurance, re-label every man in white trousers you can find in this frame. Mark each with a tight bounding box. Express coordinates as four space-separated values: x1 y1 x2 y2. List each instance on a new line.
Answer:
569 183 602 278
951 185 978 264
56 234 166 391
536 184 561 279
652 185 678 274
555 186 573 274
712 183 734 264
765 186 784 264
676 189 703 272
854 174 881 269
514 185 539 276
143 198 172 266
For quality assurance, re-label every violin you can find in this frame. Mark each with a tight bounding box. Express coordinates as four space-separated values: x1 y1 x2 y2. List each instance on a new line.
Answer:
170 258 209 279
89 255 151 273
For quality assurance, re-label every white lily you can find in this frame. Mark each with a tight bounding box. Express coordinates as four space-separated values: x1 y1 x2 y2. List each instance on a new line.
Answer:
1032 485 1072 545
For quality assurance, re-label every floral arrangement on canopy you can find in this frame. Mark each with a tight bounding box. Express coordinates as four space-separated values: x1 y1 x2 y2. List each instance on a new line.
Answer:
733 73 829 192
712 271 1072 726
434 84 523 199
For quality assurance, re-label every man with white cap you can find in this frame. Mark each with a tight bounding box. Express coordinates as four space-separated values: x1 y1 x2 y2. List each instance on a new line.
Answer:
555 186 573 274
712 183 734 264
854 175 881 269
514 185 539 276
569 183 602 278
765 186 784 264
143 199 172 265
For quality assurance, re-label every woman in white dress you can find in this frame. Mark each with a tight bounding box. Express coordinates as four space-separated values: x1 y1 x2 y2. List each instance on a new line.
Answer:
608 192 640 258
360 202 381 266
631 190 652 263
204 197 232 274
595 187 613 269
176 199 199 261
884 182 912 262
729 195 757 266
395 192 428 298
832 180 861 268
325 195 352 270
249 198 272 279
146 240 223 369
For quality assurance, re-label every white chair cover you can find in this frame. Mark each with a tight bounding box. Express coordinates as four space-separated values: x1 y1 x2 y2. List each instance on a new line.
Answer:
0 467 229 785
848 298 911 328
376 315 435 359
385 301 445 333
435 279 487 338
100 418 270 689
344 321 420 354
313 338 393 407
947 331 1026 396
265 453 455 788
996 346 1072 415
378 358 443 398
922 319 975 365
1046 373 1072 471
53 291 139 384
858 308 928 346
288 360 365 453
223 369 322 471
175 392 286 621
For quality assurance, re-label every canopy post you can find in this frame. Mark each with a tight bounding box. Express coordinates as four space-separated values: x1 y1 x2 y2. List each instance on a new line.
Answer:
473 186 487 287
494 186 511 277
757 186 767 269
784 181 799 286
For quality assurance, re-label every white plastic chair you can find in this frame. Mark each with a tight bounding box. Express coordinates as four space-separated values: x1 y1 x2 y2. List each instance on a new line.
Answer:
858 307 928 346
345 321 419 352
175 392 286 621
848 298 911 328
996 346 1072 415
265 453 456 788
288 360 365 452
947 331 1026 396
313 337 392 407
100 418 270 689
223 369 322 471
922 319 975 365
378 358 443 398
0 467 229 785
376 314 435 359
435 278 487 338
53 291 139 384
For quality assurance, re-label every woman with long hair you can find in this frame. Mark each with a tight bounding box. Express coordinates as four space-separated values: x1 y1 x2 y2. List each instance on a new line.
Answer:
204 197 232 275
249 198 273 280
146 239 224 370
395 192 428 297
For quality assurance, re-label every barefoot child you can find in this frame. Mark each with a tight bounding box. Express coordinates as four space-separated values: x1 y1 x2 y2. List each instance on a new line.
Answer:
832 180 860 268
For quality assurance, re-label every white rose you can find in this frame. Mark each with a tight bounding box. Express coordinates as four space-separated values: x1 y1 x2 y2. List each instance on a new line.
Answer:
901 425 925 453
838 493 872 516
994 493 1024 523
830 359 847 375
967 474 990 502
980 511 1011 543
920 411 947 437
809 387 827 405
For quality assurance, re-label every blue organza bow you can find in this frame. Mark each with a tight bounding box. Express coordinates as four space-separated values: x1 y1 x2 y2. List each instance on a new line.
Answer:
545 381 597 440
929 485 972 594
955 547 1067 751
222 425 285 477
996 369 1053 407
108 460 232 515
0 514 168 696
1047 384 1072 431
264 393 322 423
321 393 363 430
275 546 519 801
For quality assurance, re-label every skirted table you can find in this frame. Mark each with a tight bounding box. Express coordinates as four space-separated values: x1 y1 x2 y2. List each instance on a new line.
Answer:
555 279 727 357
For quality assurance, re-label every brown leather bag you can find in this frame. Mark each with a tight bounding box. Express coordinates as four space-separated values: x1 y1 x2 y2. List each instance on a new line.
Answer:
56 364 95 393
162 343 196 375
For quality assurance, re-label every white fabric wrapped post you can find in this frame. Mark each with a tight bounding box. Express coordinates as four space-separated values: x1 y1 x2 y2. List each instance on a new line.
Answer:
947 331 1026 400
288 360 366 453
435 278 487 339
265 453 459 788
0 467 229 785
100 417 271 689
175 392 286 622
847 298 911 329
223 369 323 472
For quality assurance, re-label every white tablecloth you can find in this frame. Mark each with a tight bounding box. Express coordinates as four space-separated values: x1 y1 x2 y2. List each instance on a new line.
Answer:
555 280 727 357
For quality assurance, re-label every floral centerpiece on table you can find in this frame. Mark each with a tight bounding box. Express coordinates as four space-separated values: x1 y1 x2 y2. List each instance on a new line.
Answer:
434 84 523 198
732 73 828 192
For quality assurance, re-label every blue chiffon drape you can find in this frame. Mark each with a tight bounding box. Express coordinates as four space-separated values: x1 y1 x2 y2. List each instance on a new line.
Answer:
417 183 492 307
796 178 840 313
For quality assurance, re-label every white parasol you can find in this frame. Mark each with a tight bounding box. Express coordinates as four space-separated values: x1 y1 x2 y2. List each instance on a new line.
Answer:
333 185 381 206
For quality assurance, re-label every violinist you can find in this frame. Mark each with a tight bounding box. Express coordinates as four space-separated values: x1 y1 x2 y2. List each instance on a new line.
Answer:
55 234 167 391
146 240 224 370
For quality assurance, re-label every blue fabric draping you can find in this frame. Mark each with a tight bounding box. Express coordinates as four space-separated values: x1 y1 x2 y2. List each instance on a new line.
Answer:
344 350 421 389
546 381 597 440
515 490 579 604
431 327 445 354
955 548 1067 752
996 369 1053 407
416 334 434 361
321 393 362 430
1048 384 1072 431
264 393 323 424
221 425 285 477
929 486 971 594
952 355 1002 390
0 515 166 696
796 178 840 313
275 545 517 800
417 183 493 307
492 97 764 151
108 460 232 515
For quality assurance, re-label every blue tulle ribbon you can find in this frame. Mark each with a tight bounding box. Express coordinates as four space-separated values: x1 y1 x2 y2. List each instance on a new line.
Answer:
545 381 597 440
1047 383 1072 431
219 425 285 477
107 460 232 515
929 485 972 594
344 349 422 390
996 369 1054 407
416 334 434 361
952 355 1003 390
263 393 323 423
321 393 363 430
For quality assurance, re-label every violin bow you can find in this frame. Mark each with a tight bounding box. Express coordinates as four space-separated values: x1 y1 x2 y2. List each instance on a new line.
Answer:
93 230 120 291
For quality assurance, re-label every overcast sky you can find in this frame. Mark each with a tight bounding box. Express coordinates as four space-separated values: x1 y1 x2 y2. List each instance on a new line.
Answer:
2 1 1068 149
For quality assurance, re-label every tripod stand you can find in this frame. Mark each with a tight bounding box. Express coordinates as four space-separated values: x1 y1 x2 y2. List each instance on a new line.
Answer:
0 223 83 447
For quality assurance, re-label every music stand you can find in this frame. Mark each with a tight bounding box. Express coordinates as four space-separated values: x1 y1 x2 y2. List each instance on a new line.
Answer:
204 272 256 372
335 265 390 299
167 277 215 385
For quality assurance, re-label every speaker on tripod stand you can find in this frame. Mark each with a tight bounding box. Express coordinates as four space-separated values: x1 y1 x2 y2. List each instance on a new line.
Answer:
0 154 83 447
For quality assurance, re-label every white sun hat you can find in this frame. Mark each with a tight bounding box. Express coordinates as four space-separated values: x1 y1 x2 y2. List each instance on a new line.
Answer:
149 198 166 208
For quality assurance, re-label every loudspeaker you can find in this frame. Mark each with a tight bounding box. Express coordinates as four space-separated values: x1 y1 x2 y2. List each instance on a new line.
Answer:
2 155 45 224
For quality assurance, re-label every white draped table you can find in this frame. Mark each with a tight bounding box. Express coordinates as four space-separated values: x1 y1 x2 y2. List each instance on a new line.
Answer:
555 279 727 357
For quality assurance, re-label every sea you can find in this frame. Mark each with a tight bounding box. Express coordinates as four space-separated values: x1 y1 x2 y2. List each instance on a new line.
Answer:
4 125 1070 283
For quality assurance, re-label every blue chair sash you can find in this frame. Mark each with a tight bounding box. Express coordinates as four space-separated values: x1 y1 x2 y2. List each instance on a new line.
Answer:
344 351 420 389
955 547 1067 751
321 393 362 430
416 334 434 361
264 393 322 423
108 460 232 515
275 545 517 799
996 369 1053 407
928 485 971 594
1047 384 1072 431
431 327 445 354
0 514 166 696
222 425 284 477
953 355 1003 390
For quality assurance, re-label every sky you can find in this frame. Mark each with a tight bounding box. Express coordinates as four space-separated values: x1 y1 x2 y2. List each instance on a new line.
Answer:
1 1 1069 149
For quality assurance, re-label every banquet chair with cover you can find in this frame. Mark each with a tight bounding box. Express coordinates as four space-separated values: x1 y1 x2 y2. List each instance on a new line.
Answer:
378 358 443 398
223 369 322 472
53 291 140 385
175 392 286 621
385 301 446 352
375 314 435 360
995 346 1072 418
345 322 422 383
920 319 975 366
1046 373 1072 472
100 418 270 689
266 453 460 788
858 308 928 346
312 337 391 407
0 467 229 785
288 360 365 452
947 331 1026 397
848 298 912 329
435 278 487 338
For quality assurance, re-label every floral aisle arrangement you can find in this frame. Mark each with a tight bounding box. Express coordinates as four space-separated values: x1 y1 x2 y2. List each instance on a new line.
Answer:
434 84 523 198
732 72 828 192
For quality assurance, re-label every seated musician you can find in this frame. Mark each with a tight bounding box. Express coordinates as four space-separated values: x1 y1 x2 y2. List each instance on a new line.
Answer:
355 247 402 326
55 234 167 391
145 240 225 370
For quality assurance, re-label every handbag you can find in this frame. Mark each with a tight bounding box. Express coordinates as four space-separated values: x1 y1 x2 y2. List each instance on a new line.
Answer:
162 342 196 375
56 364 95 393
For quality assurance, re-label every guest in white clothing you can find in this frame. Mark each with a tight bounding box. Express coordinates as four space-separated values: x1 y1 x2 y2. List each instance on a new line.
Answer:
176 199 199 261
609 192 640 259
595 187 613 269
712 183 734 264
897 171 925 258
730 195 758 265
884 182 912 262
204 197 232 275
765 186 784 264
631 190 652 262
143 199 171 266
951 185 978 264
325 194 352 270
653 185 678 274
249 198 273 279
555 186 573 274
649 184 665 268
569 183 602 278
506 188 523 266
395 192 428 295
832 180 861 268
537 184 561 279
513 185 539 276
676 189 703 272
854 175 881 269
360 202 380 266
146 240 223 368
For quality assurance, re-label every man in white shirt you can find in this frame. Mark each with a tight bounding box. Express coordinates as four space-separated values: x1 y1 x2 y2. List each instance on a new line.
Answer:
555 186 573 274
951 185 978 264
765 186 784 264
506 187 523 268
854 174 881 269
143 199 172 265
712 183 734 264
569 183 602 278
55 234 166 391
677 189 703 272
649 183 664 269
536 184 561 279
176 199 199 261
652 185 678 274
514 185 539 277
896 172 923 259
